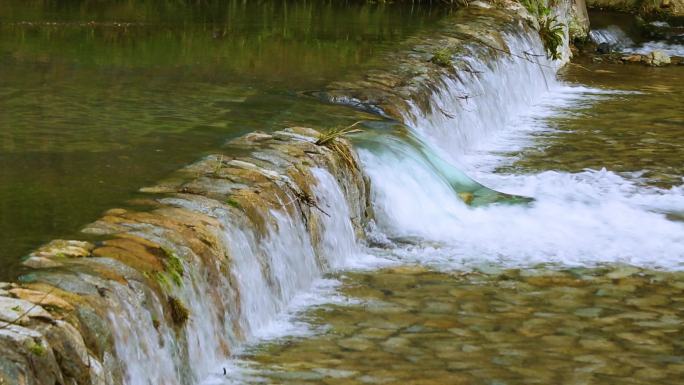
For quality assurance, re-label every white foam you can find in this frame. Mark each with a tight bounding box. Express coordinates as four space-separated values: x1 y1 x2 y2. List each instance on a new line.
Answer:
625 40 684 57
361 30 684 272
199 20 684 385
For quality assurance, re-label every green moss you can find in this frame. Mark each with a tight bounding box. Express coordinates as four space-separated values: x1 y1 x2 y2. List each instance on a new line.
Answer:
430 48 453 67
27 341 46 356
168 296 189 327
161 247 184 287
154 272 172 290
10 305 21 312
226 198 241 209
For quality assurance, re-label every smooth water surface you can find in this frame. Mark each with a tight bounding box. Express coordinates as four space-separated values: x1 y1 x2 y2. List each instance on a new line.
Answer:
0 0 447 279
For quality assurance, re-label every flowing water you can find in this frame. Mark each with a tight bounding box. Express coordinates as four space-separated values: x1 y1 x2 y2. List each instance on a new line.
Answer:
0 0 446 280
199 18 683 385
587 10 684 56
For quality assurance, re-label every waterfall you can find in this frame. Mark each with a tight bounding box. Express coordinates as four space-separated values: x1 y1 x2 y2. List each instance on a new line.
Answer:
358 29 684 270
589 25 635 48
404 32 559 161
590 25 684 56
102 166 364 384
115 14 684 385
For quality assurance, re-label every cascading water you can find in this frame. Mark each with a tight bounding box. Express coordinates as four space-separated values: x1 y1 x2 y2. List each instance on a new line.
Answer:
590 24 684 56
99 167 366 385
359 30 684 270
9 5 683 385
589 25 635 48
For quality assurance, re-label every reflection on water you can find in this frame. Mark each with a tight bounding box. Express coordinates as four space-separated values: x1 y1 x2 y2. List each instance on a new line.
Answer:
227 266 684 385
0 0 446 279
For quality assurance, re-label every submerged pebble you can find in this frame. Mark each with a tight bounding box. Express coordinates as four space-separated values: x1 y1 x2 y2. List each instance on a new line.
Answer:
233 266 684 385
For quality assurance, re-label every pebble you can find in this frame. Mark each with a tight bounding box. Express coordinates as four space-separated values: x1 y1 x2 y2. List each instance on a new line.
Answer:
231 266 684 384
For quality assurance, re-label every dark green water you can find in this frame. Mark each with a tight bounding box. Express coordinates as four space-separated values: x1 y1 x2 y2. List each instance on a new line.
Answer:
0 0 447 280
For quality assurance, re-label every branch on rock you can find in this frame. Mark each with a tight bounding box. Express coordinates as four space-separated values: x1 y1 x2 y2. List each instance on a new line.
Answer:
315 121 364 146
293 189 330 217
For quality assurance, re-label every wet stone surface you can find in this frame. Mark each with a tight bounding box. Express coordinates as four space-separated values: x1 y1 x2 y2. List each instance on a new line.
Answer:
232 265 684 385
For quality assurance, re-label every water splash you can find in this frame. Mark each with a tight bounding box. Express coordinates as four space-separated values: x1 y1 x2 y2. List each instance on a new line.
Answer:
359 30 684 270
103 167 368 385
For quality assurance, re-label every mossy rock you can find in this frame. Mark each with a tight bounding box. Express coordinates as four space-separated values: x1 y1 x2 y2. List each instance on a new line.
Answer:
430 48 454 67
168 296 189 327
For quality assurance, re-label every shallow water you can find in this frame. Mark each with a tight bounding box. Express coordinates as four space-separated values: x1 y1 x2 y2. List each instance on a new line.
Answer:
498 61 684 188
223 266 684 385
0 0 446 280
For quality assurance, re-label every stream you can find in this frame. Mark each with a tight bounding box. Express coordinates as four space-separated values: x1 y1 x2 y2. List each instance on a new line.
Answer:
0 2 683 385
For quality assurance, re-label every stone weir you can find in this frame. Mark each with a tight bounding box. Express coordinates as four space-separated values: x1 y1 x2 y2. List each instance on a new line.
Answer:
0 127 371 385
319 0 588 122
0 1 588 384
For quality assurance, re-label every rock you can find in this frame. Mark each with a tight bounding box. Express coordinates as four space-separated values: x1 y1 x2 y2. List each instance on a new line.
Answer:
380 337 410 352
621 54 643 63
578 338 618 351
312 368 358 379
0 324 64 385
337 337 374 352
634 367 667 380
22 256 64 269
30 240 94 259
646 50 671 66
0 296 53 326
574 307 604 318
358 328 394 340
9 288 74 312
596 42 612 54
606 265 641 279
37 321 92 383
626 294 669 307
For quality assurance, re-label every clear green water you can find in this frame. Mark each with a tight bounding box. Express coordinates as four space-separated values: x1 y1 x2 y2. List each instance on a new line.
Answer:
0 0 447 280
